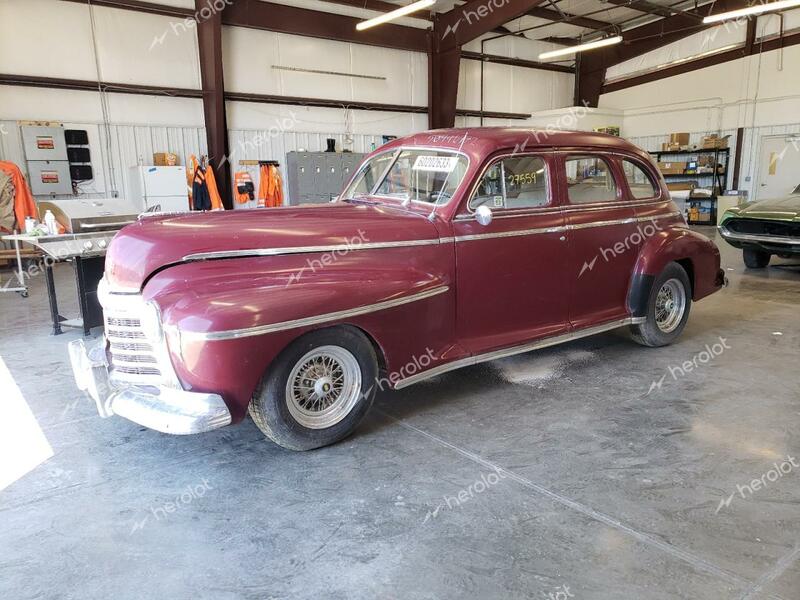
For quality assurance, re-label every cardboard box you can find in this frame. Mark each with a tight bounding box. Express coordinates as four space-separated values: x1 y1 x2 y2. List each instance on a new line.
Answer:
154 152 178 166
658 161 687 175
667 182 697 191
662 142 683 152
701 135 729 149
669 132 690 146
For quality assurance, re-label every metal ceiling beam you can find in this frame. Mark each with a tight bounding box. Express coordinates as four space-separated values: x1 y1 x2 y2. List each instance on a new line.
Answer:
223 0 429 52
601 0 676 19
575 0 751 106
602 29 800 93
461 50 575 73
60 0 194 18
314 0 429 17
429 0 550 128
436 0 549 52
526 6 615 32
196 0 232 209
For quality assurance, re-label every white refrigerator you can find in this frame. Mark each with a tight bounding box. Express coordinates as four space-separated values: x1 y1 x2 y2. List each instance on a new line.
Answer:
129 166 190 213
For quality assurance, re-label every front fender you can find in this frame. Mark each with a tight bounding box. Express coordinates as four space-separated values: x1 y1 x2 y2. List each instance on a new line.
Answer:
141 249 454 422
629 226 722 315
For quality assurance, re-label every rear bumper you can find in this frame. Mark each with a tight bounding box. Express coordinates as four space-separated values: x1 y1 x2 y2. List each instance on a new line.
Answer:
68 338 231 435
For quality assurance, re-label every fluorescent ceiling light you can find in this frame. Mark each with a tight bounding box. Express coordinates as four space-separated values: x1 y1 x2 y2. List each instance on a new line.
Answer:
703 0 800 23
356 0 436 31
538 36 623 61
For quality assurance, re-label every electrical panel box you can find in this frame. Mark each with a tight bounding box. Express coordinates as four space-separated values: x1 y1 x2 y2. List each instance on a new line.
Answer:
27 160 73 195
286 151 366 205
22 126 68 161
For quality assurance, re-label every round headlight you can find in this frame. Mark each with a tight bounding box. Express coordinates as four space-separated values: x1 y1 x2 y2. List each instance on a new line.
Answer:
140 301 163 342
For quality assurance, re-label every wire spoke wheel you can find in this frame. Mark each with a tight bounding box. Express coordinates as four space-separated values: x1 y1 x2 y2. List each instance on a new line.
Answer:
286 345 362 430
654 278 686 334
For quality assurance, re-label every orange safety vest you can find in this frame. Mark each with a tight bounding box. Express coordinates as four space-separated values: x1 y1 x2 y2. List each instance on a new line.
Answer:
234 171 255 204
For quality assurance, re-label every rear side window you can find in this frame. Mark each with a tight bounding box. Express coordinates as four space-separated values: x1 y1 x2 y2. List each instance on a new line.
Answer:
470 155 548 210
565 155 617 204
622 159 658 199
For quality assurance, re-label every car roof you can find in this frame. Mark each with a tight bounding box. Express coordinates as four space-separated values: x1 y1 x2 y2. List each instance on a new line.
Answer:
381 127 644 158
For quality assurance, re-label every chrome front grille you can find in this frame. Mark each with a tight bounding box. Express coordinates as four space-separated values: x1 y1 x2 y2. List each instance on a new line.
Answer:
99 286 180 388
105 313 162 383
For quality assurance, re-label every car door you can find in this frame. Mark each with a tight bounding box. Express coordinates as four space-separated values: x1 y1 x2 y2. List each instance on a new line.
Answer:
452 152 569 354
558 152 642 329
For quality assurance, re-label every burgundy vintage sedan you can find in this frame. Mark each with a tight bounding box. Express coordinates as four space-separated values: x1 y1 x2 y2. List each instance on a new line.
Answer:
69 128 725 450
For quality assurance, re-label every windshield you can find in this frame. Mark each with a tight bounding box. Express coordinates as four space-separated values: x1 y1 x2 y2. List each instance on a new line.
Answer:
341 149 469 206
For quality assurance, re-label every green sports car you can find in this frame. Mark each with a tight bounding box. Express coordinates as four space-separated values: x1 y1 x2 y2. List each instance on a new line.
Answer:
718 185 800 268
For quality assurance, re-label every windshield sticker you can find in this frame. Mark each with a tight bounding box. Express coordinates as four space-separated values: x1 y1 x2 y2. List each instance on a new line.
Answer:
412 156 459 173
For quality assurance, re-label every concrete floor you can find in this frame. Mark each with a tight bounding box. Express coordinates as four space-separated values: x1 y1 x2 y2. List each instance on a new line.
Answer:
0 227 798 600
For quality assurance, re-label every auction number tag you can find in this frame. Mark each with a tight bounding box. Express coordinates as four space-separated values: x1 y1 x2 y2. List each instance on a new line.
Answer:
412 155 459 173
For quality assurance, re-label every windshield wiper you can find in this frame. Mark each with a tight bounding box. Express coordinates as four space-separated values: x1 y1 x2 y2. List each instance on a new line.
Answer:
341 196 379 206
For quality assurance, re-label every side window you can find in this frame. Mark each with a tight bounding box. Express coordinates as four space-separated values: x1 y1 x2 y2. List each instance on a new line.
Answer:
470 155 548 210
622 159 658 199
565 155 618 204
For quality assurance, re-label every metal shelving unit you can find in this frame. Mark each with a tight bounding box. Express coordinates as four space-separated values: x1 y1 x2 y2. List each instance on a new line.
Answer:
650 147 730 225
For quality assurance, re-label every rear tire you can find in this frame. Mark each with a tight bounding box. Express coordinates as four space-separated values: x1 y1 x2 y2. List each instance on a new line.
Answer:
630 262 692 348
743 248 771 268
249 326 378 451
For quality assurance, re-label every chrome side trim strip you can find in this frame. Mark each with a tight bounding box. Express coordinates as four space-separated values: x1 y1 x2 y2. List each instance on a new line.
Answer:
182 212 681 260
455 225 564 242
453 212 680 242
394 317 645 390
718 225 800 246
184 285 450 341
183 238 443 262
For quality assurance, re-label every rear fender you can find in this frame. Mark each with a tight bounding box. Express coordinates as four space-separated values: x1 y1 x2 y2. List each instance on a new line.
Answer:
628 226 721 316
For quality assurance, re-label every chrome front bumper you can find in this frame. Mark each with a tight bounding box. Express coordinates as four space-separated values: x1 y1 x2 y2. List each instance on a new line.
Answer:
67 338 232 435
718 225 800 247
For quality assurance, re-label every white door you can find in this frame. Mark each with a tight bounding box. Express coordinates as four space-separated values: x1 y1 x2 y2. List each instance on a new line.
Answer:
755 136 800 201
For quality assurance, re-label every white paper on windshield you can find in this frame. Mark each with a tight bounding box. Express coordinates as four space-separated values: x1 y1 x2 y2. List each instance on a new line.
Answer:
412 155 459 173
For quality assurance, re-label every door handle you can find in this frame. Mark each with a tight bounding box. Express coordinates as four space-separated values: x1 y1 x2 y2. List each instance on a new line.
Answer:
559 235 566 241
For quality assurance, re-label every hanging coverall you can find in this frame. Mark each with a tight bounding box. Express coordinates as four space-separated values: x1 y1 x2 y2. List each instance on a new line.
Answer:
0 161 38 230
189 155 224 211
258 164 284 208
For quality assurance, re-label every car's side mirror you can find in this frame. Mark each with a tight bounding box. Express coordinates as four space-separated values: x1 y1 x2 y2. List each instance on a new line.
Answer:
475 205 493 226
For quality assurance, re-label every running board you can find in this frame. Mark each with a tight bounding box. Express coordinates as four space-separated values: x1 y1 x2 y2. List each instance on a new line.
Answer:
394 317 645 390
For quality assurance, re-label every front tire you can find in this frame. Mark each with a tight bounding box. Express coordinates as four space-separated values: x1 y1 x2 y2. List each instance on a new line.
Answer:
743 248 770 268
249 326 378 451
630 262 692 348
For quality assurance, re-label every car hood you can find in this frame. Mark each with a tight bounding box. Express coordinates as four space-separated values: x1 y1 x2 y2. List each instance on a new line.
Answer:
105 203 441 290
729 195 800 221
